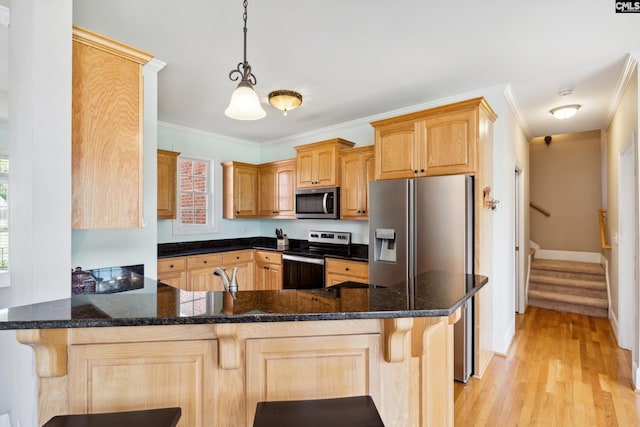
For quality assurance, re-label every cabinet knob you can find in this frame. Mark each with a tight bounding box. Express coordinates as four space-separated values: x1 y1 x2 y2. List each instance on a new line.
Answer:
414 170 418 174
345 267 350 271
420 168 425 173
236 211 240 214
169 264 174 268
203 260 207 264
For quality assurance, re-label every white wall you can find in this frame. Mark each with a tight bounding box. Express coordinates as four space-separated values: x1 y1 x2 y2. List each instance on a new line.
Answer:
4 2 73 426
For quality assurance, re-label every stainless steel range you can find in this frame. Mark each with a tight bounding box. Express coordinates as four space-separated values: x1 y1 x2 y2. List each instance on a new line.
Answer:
282 230 351 289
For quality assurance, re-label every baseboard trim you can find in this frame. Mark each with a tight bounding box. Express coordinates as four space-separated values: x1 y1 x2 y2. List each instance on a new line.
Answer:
534 249 601 264
610 309 621 345
634 360 640 391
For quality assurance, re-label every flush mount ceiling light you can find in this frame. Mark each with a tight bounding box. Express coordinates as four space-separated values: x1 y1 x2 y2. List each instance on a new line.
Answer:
268 90 303 116
549 104 581 120
224 0 266 120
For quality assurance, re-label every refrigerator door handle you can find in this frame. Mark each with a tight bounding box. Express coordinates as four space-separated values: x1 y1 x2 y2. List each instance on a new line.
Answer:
322 193 329 214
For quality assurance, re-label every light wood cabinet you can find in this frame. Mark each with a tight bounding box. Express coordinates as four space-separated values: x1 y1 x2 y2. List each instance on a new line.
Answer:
371 97 497 180
158 257 188 289
325 258 369 287
217 250 255 291
222 161 259 218
160 250 254 292
258 159 296 218
254 250 283 290
294 138 355 188
68 339 217 427
340 146 375 219
71 26 152 229
187 253 224 292
245 333 380 424
157 149 180 220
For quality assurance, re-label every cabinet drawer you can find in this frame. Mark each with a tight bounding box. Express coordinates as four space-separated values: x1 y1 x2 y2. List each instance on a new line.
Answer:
186 253 223 270
157 257 187 274
325 258 368 278
222 250 254 264
255 250 282 265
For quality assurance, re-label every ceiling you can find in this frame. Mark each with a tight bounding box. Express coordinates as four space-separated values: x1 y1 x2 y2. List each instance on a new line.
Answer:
71 1 640 143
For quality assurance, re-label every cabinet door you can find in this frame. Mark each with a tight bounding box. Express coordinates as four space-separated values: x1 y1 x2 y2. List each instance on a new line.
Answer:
364 150 375 216
187 254 224 291
69 340 217 427
72 28 152 229
296 150 315 188
217 250 255 291
274 161 296 218
314 146 337 187
158 257 187 290
258 166 277 217
234 166 259 217
157 150 180 220
245 334 380 425
340 152 363 219
374 121 421 180
424 109 476 175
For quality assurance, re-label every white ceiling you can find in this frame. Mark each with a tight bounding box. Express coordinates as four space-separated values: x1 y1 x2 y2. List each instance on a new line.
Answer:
72 0 640 143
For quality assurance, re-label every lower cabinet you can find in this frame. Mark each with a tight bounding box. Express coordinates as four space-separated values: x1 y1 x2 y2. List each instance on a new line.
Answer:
188 253 224 291
68 339 217 427
219 250 255 291
254 250 283 290
245 333 380 425
157 257 188 289
325 258 369 286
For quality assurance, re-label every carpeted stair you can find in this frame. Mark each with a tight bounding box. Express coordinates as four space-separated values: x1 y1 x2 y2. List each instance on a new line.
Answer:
528 258 608 317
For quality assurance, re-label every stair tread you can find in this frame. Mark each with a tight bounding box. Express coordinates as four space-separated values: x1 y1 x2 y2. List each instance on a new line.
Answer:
528 274 606 289
531 258 604 274
529 289 608 308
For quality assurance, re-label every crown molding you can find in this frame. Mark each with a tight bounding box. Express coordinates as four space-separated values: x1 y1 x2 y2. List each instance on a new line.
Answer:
158 121 261 148
144 58 167 73
0 6 9 28
603 51 640 130
264 83 510 145
503 85 531 140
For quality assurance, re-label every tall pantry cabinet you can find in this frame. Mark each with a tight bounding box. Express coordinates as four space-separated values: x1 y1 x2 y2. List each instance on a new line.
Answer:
72 26 153 229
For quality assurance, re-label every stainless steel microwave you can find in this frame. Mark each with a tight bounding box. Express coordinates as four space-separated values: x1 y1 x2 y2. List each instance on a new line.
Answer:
295 187 340 219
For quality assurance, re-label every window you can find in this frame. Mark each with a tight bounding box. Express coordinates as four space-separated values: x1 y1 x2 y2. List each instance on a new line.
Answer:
173 155 216 234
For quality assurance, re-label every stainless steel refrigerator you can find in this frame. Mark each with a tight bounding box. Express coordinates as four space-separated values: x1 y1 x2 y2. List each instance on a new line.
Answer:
368 175 474 383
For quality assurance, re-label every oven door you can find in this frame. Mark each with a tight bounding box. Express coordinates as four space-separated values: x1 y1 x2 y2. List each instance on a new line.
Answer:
282 254 325 289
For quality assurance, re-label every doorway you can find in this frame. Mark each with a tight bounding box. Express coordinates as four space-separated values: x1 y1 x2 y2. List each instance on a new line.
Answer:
617 131 639 388
514 167 525 313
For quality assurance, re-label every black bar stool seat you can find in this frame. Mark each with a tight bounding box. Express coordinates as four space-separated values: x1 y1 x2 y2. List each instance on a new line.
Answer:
253 395 384 427
42 407 181 427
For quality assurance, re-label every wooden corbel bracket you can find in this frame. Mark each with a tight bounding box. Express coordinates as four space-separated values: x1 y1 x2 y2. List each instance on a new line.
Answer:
16 329 68 378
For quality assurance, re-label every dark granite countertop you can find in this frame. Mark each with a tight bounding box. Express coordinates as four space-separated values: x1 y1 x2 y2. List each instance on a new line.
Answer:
0 272 487 330
158 237 369 262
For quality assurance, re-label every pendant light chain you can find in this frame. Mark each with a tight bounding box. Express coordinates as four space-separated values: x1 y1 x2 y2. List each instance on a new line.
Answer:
228 0 256 86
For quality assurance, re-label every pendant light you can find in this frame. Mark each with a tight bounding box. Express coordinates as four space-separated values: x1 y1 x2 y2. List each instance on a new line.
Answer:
225 0 266 120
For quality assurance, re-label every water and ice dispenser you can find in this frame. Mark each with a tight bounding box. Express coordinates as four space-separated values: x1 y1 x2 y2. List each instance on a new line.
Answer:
373 228 396 263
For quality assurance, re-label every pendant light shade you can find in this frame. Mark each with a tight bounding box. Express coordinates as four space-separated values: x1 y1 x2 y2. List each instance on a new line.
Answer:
225 0 265 120
225 80 266 120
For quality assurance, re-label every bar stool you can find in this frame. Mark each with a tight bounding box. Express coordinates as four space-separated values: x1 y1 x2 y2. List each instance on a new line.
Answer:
42 407 181 427
253 396 385 427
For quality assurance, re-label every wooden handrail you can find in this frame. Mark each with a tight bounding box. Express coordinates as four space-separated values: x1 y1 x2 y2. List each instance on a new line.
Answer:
530 202 551 217
599 209 611 250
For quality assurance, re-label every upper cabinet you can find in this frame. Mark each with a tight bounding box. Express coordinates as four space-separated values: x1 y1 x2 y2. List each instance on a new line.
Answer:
71 26 153 229
258 159 296 218
295 138 355 188
371 97 497 180
157 149 180 220
340 146 374 220
222 161 259 219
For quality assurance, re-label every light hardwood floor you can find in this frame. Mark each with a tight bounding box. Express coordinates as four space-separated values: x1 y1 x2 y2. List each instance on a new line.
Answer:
454 306 640 426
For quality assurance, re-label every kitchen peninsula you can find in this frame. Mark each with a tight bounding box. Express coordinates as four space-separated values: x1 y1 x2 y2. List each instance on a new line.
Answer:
1 273 487 427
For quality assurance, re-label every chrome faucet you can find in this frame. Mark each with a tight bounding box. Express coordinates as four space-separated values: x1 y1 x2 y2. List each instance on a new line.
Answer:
214 267 239 296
